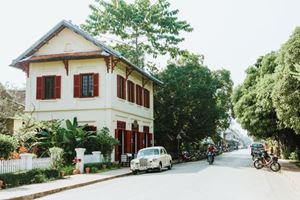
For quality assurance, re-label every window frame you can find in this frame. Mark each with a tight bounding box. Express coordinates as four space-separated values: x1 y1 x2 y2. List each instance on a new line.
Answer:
80 73 94 98
43 75 56 100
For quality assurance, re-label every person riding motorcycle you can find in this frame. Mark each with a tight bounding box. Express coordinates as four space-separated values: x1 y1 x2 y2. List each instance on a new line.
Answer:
207 144 216 161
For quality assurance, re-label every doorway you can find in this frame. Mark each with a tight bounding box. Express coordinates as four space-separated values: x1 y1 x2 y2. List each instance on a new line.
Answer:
117 129 125 162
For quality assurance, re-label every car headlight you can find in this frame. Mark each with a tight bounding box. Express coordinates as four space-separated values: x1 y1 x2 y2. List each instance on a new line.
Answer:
152 158 157 162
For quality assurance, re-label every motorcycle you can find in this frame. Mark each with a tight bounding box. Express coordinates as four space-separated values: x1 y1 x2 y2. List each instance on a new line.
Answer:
253 152 281 172
179 151 193 162
207 152 214 165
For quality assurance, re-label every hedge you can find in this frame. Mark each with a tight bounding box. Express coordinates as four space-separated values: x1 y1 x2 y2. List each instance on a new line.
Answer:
84 162 120 173
0 168 59 189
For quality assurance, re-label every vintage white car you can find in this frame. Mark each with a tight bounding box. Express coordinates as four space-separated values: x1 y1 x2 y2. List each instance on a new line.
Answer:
130 146 172 174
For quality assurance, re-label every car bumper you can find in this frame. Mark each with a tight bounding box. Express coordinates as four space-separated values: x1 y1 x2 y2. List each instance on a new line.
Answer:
130 162 160 171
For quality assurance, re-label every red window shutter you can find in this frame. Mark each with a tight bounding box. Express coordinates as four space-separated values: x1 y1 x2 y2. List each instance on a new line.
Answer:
117 75 121 98
115 129 119 161
148 133 153 147
126 131 132 153
93 73 99 97
73 74 81 98
140 132 145 149
144 89 150 108
122 77 126 99
141 88 144 106
36 77 43 100
55 76 61 99
127 81 130 101
132 82 135 103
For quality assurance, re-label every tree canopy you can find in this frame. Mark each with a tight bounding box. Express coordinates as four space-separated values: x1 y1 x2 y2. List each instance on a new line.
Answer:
154 54 233 154
232 27 300 158
82 0 193 68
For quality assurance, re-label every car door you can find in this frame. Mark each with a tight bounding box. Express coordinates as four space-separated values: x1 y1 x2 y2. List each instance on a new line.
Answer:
159 148 166 167
163 148 170 165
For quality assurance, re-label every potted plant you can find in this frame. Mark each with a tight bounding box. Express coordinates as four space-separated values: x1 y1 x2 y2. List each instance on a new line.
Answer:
85 167 91 174
72 157 81 175
59 171 65 178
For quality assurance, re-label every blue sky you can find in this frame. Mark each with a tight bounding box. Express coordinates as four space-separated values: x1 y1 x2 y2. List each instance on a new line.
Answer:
1 0 299 88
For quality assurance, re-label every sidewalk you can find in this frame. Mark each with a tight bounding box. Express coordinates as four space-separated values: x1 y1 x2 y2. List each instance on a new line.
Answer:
280 160 300 190
0 168 131 200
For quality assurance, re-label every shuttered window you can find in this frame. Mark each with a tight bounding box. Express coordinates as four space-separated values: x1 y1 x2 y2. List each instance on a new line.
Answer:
143 89 150 108
74 73 99 98
117 75 126 99
127 80 135 103
136 85 143 106
36 76 61 100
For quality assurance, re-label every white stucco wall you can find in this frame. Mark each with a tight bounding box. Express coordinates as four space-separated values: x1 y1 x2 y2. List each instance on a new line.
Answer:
34 28 101 56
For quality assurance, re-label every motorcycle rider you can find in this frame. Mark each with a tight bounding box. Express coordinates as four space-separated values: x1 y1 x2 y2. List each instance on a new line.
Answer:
207 144 216 161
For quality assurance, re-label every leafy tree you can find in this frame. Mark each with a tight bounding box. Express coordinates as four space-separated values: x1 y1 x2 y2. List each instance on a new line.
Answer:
272 27 300 134
82 0 193 68
212 69 233 132
0 134 18 159
154 54 231 155
0 83 24 134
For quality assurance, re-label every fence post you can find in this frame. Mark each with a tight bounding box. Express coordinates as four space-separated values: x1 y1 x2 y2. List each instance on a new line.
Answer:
20 153 34 171
75 148 86 173
92 151 102 163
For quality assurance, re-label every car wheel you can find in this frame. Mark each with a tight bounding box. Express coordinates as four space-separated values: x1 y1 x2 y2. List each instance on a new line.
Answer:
167 161 172 170
132 170 138 175
158 162 163 172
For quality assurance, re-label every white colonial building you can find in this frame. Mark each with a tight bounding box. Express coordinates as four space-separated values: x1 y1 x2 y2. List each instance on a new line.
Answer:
11 20 162 161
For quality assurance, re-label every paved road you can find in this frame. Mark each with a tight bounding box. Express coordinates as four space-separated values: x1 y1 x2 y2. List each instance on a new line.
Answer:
39 149 300 200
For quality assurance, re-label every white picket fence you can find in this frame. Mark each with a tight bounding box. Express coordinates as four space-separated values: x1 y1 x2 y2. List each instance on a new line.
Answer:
32 157 51 169
0 159 26 174
0 150 103 174
83 152 103 164
0 157 51 174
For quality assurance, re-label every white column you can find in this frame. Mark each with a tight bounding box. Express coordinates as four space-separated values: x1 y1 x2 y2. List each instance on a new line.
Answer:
20 153 34 170
75 148 86 173
92 151 102 163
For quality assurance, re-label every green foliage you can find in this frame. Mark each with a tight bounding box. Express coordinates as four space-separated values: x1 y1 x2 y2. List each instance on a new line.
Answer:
83 162 120 173
0 134 18 159
82 0 193 69
232 28 300 158
154 55 233 154
49 147 64 169
0 169 59 189
96 128 118 160
272 28 300 134
232 52 283 139
14 114 39 150
60 165 74 176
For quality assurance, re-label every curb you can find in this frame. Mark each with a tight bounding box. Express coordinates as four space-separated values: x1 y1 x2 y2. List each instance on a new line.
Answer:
6 172 132 200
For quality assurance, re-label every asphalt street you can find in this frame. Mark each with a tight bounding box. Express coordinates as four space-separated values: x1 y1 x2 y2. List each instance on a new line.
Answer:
39 149 300 200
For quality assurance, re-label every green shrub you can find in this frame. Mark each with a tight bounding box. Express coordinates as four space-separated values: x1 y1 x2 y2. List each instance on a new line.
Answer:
0 134 18 159
289 148 300 161
83 128 118 160
49 147 64 169
0 168 59 189
60 165 74 176
83 162 120 173
32 174 47 183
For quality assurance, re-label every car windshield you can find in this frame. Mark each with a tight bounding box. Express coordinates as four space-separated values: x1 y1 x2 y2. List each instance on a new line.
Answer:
137 148 159 158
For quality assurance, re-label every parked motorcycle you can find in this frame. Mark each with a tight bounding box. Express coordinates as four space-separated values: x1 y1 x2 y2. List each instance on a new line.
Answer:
179 151 193 162
253 152 281 172
207 152 214 165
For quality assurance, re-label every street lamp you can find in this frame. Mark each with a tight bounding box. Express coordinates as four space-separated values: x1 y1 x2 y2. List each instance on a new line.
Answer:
176 133 182 160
